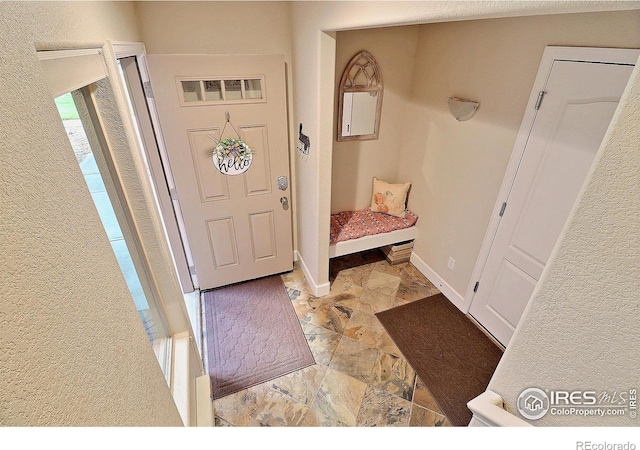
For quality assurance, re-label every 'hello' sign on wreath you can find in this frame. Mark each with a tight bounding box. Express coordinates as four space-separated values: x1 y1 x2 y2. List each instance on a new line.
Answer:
210 113 253 176
212 138 253 175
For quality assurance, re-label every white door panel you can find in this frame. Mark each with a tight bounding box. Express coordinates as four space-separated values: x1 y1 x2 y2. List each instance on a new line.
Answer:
147 54 292 290
485 259 537 329
470 59 634 346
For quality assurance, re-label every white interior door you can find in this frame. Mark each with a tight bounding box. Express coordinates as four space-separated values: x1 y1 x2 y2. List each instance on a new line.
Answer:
469 56 635 346
147 54 293 290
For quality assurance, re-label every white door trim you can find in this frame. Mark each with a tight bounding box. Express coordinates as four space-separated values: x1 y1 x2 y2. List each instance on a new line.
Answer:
462 45 640 314
110 41 197 293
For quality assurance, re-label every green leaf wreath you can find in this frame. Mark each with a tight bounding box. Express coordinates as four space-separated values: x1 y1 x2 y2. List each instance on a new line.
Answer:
212 138 253 166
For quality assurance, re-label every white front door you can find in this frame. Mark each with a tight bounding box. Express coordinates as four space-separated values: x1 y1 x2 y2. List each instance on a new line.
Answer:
469 55 635 346
147 55 293 290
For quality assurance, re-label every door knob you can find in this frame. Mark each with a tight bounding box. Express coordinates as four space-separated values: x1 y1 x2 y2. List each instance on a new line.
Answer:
280 196 289 210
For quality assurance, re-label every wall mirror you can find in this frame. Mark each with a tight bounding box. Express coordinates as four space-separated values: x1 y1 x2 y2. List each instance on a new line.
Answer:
337 50 383 141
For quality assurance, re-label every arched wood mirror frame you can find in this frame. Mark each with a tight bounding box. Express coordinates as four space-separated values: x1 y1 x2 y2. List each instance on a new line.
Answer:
337 50 384 141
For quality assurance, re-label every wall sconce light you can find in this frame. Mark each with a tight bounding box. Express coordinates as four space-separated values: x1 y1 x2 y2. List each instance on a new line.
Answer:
447 97 479 122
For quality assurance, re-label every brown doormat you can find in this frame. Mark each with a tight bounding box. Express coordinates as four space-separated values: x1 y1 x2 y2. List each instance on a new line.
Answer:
203 275 315 399
376 293 503 426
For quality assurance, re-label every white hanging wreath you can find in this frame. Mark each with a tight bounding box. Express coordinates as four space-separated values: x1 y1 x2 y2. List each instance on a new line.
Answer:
211 138 253 175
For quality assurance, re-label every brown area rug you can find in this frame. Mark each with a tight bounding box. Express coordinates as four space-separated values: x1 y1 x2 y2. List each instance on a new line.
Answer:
376 293 503 426
203 276 315 399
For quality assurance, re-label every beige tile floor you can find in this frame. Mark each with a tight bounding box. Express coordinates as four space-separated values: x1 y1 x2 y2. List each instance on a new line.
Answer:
211 251 453 427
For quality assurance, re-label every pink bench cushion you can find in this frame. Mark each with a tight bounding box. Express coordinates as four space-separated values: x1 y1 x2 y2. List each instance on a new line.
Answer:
330 208 418 245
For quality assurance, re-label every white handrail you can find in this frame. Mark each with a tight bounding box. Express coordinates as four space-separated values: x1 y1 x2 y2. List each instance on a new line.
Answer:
467 390 533 427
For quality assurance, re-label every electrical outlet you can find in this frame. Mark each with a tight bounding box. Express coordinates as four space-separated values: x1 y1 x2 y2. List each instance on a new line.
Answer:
447 257 456 271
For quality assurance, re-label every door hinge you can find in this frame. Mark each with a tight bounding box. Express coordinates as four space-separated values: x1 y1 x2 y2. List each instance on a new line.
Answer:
499 202 507 217
474 281 480 293
534 90 546 110
189 265 197 276
143 81 154 98
169 187 178 201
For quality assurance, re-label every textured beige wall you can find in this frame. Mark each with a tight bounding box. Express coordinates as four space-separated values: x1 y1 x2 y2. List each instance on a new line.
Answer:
487 56 640 426
332 26 419 214
0 1 182 426
134 1 291 57
399 10 640 299
290 0 640 294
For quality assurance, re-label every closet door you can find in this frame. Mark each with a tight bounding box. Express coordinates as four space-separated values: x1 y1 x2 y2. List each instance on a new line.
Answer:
468 49 636 347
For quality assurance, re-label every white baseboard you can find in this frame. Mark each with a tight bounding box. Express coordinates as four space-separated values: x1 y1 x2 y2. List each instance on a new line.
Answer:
295 251 331 297
410 252 465 311
195 375 214 427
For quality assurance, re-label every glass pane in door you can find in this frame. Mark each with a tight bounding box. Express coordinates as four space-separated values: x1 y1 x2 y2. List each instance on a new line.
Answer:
181 80 202 102
204 80 223 101
244 79 263 99
224 79 243 100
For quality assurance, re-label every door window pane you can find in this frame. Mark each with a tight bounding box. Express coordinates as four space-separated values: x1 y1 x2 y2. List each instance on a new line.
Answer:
204 80 222 101
177 77 265 105
244 79 262 99
224 79 243 100
181 80 202 102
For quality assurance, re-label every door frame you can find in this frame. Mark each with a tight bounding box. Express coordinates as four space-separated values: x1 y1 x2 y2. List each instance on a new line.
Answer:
110 41 197 293
462 46 640 314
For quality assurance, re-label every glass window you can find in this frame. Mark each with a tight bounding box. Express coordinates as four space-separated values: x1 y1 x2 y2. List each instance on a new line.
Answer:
244 79 263 99
54 90 171 377
224 79 243 100
178 77 265 104
204 80 222 101
181 80 202 102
